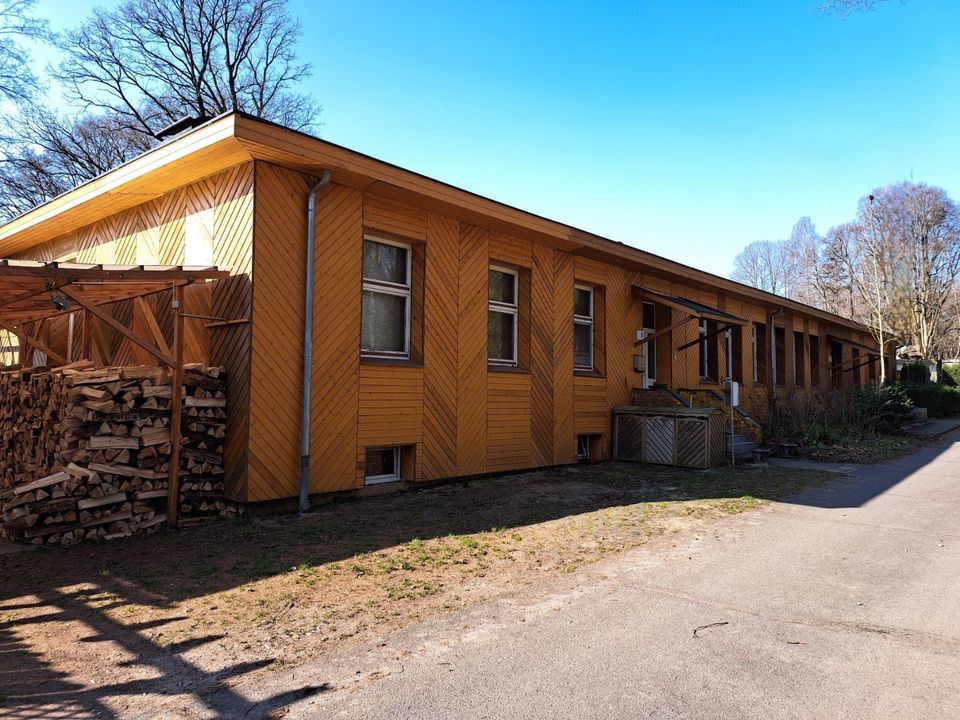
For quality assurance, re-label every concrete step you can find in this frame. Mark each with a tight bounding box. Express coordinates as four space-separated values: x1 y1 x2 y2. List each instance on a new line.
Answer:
726 439 758 461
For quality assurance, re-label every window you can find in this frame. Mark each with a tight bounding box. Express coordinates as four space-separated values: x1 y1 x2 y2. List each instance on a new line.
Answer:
699 320 719 381
574 285 594 371
577 434 603 462
830 339 843 389
809 335 820 387
642 301 656 384
774 327 786 386
362 237 411 357
488 266 519 365
753 323 768 385
577 434 591 461
699 321 709 379
365 446 400 485
794 331 805 387
727 326 743 383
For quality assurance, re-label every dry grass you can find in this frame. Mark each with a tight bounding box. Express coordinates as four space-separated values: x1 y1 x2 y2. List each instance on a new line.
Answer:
0 461 832 714
0 463 829 716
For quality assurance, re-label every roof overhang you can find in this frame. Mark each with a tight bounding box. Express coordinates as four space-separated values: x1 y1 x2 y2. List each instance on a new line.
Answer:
0 111 873 335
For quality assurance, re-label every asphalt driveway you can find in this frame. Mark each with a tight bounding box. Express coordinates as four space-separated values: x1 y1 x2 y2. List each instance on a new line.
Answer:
225 432 960 719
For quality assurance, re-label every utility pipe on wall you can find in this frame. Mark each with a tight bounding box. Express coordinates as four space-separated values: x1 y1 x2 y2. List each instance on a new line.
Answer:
299 169 332 515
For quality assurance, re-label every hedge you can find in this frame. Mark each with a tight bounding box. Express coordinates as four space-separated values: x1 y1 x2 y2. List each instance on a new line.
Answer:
900 382 960 417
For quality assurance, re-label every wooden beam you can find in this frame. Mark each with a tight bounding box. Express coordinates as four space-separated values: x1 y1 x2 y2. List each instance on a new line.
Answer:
843 355 880 374
167 285 184 527
635 315 697 347
59 286 175 367
88 316 112 365
0 320 67 366
675 323 738 353
204 318 249 329
134 296 173 358
0 264 230 281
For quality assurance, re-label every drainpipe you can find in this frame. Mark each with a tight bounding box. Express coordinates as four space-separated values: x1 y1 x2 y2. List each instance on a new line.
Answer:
768 306 782 416
299 169 332 515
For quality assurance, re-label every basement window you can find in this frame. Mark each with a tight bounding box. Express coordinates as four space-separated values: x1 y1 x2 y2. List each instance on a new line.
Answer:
361 236 411 358
364 446 400 485
577 434 603 462
577 434 591 461
488 265 519 366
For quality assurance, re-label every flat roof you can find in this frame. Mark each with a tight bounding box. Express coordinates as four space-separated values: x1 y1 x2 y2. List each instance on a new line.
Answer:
0 111 872 335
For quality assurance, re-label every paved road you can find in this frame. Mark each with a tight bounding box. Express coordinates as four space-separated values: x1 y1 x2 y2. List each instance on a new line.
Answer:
230 434 960 719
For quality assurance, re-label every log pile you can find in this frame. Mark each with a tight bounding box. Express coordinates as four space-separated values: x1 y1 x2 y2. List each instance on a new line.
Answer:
0 362 232 546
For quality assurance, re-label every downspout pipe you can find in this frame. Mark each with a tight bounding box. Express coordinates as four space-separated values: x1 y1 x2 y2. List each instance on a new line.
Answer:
299 169 332 515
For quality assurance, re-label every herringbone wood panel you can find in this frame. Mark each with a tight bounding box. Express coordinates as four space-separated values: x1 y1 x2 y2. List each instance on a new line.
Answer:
552 250 575 464
422 213 459 480
248 162 309 500
309 182 363 493
530 242 554 467
457 223 488 475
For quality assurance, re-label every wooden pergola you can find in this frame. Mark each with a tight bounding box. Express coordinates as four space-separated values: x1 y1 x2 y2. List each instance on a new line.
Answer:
0 260 230 525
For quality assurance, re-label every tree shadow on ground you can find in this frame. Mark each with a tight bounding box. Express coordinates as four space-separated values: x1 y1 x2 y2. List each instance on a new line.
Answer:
1 436 952 716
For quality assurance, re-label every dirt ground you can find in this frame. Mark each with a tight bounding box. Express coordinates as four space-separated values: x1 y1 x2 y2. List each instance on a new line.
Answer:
0 461 832 718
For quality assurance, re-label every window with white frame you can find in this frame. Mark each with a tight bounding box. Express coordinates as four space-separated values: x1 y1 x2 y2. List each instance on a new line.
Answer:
699 320 709 379
725 328 733 380
642 301 656 384
573 285 594 371
364 446 400 484
361 236 411 357
488 265 518 365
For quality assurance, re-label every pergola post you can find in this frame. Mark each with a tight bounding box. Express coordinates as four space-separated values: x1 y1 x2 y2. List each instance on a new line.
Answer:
167 284 185 528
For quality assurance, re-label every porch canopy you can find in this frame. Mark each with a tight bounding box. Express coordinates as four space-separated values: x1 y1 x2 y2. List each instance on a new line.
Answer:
0 259 230 527
631 286 747 349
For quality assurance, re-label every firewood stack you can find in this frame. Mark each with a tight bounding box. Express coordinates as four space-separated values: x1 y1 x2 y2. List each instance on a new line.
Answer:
0 362 231 546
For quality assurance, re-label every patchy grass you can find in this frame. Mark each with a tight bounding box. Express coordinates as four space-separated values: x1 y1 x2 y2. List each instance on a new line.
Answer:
1 461 833 700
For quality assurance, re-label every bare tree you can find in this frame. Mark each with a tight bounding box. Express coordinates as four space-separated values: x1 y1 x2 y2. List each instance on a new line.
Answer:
0 0 318 219
731 239 800 297
818 224 858 317
786 217 823 307
0 108 153 218
0 0 47 103
55 0 319 139
899 184 960 358
852 197 894 381
818 0 897 16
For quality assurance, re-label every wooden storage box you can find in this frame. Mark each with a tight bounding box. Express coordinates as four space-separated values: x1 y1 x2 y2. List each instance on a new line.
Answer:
613 405 727 468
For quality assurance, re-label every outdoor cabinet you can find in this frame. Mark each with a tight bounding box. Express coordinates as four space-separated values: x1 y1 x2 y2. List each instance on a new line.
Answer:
613 405 727 468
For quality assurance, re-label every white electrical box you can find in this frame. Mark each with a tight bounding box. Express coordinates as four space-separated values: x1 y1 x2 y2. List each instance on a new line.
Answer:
636 329 648 343
723 379 739 407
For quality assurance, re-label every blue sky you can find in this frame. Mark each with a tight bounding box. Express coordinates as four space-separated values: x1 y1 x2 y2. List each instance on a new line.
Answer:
34 0 960 275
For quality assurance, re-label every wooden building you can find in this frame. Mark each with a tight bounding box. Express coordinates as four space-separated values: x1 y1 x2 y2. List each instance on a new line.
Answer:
0 112 885 504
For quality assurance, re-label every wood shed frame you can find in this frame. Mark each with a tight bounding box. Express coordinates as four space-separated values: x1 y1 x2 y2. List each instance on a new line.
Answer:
0 260 230 525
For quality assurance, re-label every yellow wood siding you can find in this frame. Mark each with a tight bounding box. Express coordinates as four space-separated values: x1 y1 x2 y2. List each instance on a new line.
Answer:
456 223 489 475
422 213 460 480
